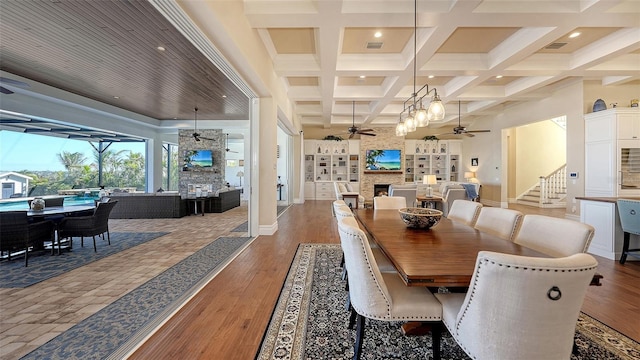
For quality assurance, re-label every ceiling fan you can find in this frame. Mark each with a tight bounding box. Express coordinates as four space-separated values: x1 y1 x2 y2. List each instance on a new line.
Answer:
0 76 30 94
225 133 238 153
347 101 376 139
438 101 491 137
191 107 214 141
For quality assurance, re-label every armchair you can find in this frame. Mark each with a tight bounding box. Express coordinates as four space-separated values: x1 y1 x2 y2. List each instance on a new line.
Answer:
0 211 54 266
333 181 364 209
58 200 118 252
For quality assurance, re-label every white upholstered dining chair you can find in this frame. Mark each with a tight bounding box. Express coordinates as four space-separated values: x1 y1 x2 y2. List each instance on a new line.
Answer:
513 215 595 257
332 199 347 217
373 195 407 210
446 199 483 226
473 207 524 241
435 251 597 360
338 216 443 360
334 206 394 273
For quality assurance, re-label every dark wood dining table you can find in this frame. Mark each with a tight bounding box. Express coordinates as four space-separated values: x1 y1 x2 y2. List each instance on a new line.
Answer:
353 208 548 288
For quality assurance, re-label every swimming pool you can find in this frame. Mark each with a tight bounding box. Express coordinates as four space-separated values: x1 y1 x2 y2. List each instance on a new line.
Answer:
0 196 98 211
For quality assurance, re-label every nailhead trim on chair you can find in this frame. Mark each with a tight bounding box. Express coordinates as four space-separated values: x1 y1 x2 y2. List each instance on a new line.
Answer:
453 258 599 337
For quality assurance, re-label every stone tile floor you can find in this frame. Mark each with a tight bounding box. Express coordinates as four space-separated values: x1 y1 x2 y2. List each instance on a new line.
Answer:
0 204 248 360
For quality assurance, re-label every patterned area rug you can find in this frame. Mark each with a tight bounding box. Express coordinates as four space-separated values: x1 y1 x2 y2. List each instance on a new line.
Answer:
21 236 253 360
0 232 168 288
257 244 640 360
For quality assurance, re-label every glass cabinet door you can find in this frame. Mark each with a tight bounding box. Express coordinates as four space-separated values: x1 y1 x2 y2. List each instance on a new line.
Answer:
620 147 640 190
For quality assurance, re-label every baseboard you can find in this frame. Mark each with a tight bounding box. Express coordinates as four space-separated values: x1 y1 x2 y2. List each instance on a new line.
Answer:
479 199 502 208
259 222 278 235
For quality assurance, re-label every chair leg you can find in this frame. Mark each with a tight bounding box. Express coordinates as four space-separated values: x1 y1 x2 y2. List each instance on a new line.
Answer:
92 236 97 252
620 232 630 264
81 236 84 248
348 305 357 330
106 230 110 245
353 314 365 360
24 247 29 267
432 322 441 360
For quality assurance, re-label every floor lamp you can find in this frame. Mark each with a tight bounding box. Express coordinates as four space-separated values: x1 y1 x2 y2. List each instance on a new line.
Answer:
237 171 244 187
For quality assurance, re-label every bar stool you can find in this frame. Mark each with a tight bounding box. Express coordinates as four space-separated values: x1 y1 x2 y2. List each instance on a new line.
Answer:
617 199 640 264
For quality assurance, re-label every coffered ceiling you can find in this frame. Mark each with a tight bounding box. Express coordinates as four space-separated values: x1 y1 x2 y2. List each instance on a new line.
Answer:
1 0 639 136
249 0 640 129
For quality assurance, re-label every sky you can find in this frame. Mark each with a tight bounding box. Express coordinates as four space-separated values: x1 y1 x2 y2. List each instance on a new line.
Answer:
0 131 145 172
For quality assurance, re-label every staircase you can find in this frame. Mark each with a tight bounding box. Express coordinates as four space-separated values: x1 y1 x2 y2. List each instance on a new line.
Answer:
517 165 567 208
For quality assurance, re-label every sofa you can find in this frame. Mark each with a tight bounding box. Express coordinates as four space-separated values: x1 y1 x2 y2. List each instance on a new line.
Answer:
388 182 480 216
109 192 186 218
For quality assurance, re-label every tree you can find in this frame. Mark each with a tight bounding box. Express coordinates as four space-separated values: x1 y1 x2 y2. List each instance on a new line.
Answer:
365 150 384 170
57 151 87 171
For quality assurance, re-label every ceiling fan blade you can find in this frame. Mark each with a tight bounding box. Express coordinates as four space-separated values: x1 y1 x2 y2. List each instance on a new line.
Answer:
359 132 376 136
349 132 355 139
466 129 491 133
358 128 374 132
463 133 475 137
0 86 14 94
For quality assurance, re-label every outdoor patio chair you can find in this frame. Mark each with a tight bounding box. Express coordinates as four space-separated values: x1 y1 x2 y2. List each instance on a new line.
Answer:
58 200 118 252
0 211 55 266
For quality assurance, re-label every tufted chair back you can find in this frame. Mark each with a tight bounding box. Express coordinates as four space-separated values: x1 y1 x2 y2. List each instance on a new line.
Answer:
435 251 597 360
514 215 594 257
474 207 524 241
447 199 483 226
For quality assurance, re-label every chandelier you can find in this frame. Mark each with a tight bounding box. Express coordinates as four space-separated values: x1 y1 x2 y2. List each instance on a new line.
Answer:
396 0 445 136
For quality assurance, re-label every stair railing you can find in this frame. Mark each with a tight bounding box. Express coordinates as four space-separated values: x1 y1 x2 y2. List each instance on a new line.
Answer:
539 165 566 205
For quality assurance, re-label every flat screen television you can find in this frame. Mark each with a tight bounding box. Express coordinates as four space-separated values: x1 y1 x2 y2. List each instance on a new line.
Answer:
183 149 213 171
365 149 402 171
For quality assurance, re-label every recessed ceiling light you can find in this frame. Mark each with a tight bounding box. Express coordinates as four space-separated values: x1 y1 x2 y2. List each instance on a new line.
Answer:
156 46 166 51
569 32 581 38
374 31 382 38
496 75 503 79
222 95 227 98
428 75 435 79
113 96 120 99
359 75 366 79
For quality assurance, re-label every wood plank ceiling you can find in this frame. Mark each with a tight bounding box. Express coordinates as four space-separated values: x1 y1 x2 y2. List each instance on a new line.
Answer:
0 0 249 122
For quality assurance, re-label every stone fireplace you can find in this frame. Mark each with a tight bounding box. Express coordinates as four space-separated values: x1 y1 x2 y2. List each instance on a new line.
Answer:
374 184 390 197
359 127 405 200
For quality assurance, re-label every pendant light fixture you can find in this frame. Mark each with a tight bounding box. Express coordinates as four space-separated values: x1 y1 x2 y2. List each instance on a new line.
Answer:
396 0 445 136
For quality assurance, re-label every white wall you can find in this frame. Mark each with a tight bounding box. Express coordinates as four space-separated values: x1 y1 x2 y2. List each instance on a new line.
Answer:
514 119 566 196
462 80 584 213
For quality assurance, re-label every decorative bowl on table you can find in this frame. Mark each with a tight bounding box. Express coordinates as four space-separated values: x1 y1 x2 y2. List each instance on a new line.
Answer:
398 207 443 229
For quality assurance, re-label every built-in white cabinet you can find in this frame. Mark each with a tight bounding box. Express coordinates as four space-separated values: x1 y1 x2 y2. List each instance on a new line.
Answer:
580 199 624 260
404 140 462 183
304 140 360 200
585 108 640 196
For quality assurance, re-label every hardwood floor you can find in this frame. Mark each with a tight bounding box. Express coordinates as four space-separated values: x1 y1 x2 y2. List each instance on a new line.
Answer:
130 201 640 359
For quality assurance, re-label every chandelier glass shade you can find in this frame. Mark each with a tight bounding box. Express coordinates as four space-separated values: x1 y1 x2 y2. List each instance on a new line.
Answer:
396 0 446 136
